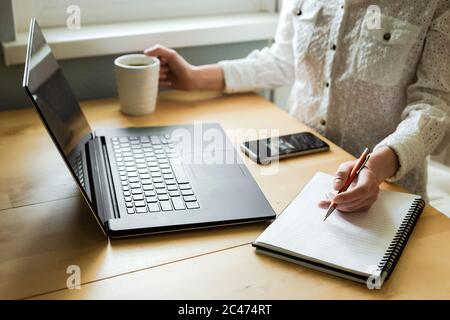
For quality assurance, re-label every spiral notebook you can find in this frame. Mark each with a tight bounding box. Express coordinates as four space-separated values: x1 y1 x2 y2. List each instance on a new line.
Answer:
253 172 425 287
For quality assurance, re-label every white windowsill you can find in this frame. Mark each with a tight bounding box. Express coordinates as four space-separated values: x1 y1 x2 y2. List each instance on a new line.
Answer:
2 13 278 66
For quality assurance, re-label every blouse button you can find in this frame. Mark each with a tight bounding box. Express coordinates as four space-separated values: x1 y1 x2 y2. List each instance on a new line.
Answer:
293 8 302 16
383 33 391 41
320 119 327 126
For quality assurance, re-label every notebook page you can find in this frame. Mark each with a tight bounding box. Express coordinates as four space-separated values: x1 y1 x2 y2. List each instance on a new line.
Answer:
255 172 420 275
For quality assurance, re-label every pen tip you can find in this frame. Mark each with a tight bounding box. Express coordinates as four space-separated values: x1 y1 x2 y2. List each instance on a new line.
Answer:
323 205 335 222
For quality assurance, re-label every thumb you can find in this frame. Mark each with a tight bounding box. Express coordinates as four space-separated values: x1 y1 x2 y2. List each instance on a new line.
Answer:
144 45 175 61
334 161 355 191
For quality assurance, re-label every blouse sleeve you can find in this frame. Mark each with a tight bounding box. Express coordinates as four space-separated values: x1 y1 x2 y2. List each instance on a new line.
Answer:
218 0 295 93
374 3 450 182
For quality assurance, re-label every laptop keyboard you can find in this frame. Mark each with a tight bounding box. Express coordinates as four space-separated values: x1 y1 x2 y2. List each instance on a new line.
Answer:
111 135 200 215
74 152 86 189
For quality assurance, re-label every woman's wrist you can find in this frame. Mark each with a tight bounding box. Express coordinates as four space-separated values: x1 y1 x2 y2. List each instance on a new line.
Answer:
366 146 400 184
190 64 225 91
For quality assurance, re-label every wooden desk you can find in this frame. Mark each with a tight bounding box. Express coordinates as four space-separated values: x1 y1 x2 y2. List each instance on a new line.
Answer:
0 92 448 299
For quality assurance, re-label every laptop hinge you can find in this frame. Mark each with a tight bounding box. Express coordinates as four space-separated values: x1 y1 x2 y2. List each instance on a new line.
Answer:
99 136 120 220
87 137 118 223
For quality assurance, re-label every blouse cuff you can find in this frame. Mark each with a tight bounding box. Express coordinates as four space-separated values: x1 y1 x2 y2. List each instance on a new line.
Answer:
373 133 424 183
218 59 256 94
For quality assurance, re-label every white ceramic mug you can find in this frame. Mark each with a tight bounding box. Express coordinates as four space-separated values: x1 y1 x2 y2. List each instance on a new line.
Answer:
114 54 160 116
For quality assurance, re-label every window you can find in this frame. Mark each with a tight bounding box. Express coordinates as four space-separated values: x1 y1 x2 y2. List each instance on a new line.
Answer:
12 0 277 32
4 0 279 65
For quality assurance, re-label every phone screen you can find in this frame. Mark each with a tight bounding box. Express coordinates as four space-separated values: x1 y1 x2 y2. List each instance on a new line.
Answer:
242 132 329 161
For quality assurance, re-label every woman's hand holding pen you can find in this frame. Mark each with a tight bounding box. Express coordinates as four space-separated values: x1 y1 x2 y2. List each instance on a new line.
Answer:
318 147 400 213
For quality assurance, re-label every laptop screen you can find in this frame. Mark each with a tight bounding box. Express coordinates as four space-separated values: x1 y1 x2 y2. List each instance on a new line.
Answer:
23 20 92 157
22 20 100 214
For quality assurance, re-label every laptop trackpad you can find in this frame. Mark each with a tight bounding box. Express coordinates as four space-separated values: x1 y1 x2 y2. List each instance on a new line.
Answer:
187 150 245 181
190 163 245 180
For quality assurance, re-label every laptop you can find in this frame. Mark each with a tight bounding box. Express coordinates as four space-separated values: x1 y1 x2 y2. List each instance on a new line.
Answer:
22 19 275 238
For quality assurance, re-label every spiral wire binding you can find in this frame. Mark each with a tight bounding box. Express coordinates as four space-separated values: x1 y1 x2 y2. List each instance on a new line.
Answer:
376 198 425 280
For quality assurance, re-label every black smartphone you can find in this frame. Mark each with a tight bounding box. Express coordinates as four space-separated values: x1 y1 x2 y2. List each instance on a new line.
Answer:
240 132 329 164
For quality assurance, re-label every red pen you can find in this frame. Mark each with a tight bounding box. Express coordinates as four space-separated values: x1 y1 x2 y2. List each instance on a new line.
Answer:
323 147 371 221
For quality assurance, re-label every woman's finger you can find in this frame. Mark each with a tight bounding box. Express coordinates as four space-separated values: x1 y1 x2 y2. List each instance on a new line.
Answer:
319 196 371 212
333 169 377 204
339 193 378 212
159 66 170 79
144 45 176 62
159 66 170 73
334 161 356 191
319 192 377 213
337 196 371 212
159 80 172 87
318 199 331 209
333 179 365 204
159 70 174 80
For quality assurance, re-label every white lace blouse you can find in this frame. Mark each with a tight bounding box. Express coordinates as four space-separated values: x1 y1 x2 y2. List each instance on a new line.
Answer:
218 0 450 197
